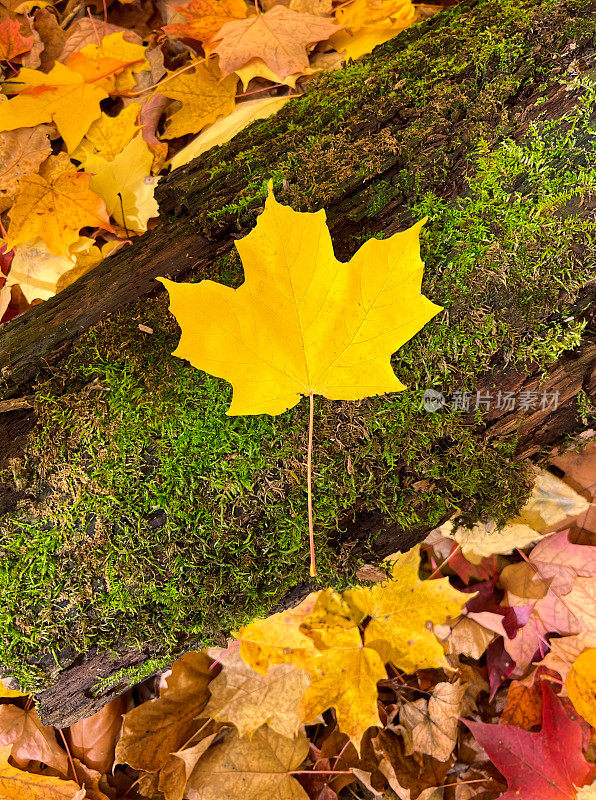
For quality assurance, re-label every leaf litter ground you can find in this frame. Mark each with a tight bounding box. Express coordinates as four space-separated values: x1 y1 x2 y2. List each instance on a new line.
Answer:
0 440 594 799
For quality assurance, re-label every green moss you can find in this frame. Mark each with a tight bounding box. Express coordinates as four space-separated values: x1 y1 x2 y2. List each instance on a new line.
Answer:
1 0 595 690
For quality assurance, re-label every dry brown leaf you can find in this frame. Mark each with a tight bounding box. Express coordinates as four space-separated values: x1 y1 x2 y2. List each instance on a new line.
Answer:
203 646 309 739
369 729 452 799
58 19 143 62
32 8 66 70
213 6 337 79
158 731 220 800
399 680 466 761
114 651 212 772
184 725 309 800
0 125 51 212
538 633 596 682
66 695 125 774
0 706 68 775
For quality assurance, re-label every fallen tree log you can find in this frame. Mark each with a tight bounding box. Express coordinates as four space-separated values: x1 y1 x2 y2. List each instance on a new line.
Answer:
0 0 595 726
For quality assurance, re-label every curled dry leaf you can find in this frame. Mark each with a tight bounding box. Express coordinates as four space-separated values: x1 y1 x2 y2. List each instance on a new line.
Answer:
157 731 221 800
114 651 213 772
0 706 68 775
399 680 466 761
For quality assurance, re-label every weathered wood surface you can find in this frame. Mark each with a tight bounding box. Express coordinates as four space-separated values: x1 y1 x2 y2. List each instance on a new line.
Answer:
0 0 594 725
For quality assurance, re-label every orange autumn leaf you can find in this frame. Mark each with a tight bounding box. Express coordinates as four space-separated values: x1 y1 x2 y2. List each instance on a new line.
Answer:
162 0 247 43
6 153 113 256
500 679 543 729
0 18 32 59
0 50 140 152
0 745 84 799
213 6 337 79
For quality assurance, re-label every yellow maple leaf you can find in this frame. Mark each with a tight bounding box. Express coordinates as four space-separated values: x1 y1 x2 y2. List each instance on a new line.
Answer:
169 96 291 170
79 31 148 93
85 135 159 233
162 0 248 44
0 52 137 153
71 103 141 164
336 0 415 30
160 61 238 139
159 184 441 415
343 545 469 672
6 153 112 256
566 648 596 728
329 16 416 61
296 625 386 750
236 592 320 674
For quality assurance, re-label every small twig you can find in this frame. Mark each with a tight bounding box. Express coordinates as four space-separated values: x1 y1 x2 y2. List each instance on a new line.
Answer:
58 729 80 786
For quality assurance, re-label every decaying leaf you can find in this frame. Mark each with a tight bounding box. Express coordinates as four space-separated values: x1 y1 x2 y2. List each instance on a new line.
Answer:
0 706 68 774
399 680 466 761
183 725 309 800
159 184 441 415
0 125 51 212
203 647 310 739
0 17 32 60
213 6 337 79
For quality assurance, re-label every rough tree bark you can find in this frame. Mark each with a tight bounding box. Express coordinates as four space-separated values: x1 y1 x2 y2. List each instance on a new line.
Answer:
0 0 595 725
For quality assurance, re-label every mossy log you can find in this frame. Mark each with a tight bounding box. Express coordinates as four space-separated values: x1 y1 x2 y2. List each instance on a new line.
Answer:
0 0 595 726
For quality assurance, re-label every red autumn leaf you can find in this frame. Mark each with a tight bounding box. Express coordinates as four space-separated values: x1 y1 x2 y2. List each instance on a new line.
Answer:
464 680 595 800
0 18 33 60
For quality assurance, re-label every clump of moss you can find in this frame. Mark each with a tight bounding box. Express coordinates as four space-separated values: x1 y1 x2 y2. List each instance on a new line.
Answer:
1 0 595 690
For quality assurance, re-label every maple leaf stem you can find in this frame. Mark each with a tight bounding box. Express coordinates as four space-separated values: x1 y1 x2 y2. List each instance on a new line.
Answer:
427 541 463 579
308 391 316 578
57 728 80 787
